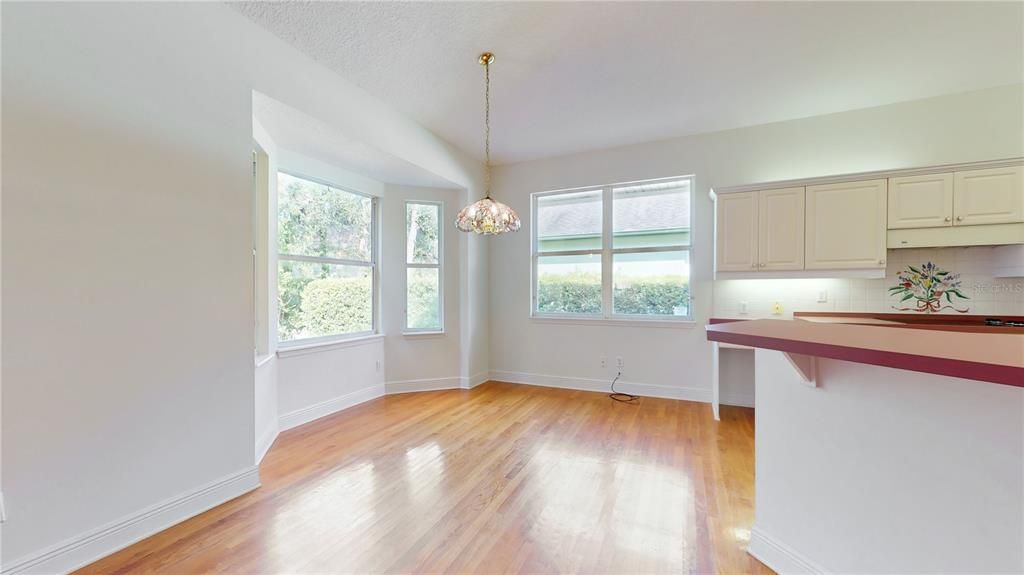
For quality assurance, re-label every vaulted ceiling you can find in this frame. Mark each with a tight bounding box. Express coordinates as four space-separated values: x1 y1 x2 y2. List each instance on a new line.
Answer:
233 1 1023 165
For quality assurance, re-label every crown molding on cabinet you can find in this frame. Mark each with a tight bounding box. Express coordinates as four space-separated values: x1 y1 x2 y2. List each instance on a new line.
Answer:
709 157 1024 197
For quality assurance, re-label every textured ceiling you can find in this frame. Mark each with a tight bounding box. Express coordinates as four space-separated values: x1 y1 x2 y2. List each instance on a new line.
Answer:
253 91 459 188
234 1 1023 165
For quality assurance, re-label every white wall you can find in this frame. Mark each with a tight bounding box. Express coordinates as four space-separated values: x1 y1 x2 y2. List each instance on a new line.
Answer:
488 84 1024 400
3 4 256 571
276 338 386 431
752 349 1023 573
1 3 485 572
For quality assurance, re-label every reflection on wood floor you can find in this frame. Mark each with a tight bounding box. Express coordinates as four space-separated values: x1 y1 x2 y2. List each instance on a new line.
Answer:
77 381 773 574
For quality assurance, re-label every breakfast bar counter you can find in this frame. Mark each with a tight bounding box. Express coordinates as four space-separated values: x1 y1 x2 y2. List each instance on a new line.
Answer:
705 315 1024 573
706 316 1024 387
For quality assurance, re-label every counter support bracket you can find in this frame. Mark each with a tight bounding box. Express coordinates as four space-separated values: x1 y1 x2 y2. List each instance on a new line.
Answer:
783 352 817 387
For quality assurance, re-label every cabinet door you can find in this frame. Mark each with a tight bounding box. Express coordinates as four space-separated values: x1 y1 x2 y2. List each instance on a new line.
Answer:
953 166 1024 226
805 179 887 270
758 187 805 270
716 192 758 272
888 173 953 229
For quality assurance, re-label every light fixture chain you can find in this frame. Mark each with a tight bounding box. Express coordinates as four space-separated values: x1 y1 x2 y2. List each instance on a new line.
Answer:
484 59 491 197
454 52 520 235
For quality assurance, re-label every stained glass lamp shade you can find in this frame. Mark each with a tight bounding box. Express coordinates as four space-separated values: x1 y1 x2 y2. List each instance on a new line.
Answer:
455 196 521 235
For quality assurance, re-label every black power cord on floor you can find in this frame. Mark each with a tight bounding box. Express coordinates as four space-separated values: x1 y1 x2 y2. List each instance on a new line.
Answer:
609 371 639 403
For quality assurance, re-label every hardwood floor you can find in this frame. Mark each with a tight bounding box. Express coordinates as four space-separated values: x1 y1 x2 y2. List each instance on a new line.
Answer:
77 382 773 574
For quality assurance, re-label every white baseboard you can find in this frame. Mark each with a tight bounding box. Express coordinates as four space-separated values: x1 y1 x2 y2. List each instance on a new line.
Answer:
2 467 260 575
278 384 385 431
747 526 826 575
386 373 491 395
720 392 755 408
255 424 279 465
385 377 464 394
465 371 489 388
489 370 710 403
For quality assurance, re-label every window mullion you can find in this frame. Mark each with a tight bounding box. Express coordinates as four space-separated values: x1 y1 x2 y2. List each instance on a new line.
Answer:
610 245 688 255
279 253 373 267
601 186 613 318
532 248 603 257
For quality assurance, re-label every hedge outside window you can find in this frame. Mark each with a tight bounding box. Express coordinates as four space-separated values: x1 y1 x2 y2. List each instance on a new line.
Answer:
277 172 377 344
532 178 692 320
406 202 442 332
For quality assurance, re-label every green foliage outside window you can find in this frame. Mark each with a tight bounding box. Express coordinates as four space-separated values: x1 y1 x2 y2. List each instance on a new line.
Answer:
537 272 602 314
278 173 375 341
538 272 689 316
407 203 439 264
614 277 690 316
407 269 441 329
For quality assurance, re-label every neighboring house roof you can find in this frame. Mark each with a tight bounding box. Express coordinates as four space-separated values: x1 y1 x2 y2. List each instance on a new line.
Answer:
538 183 690 238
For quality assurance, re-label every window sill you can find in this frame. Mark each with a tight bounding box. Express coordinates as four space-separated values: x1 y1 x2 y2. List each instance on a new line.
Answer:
530 315 696 329
277 334 385 359
401 331 446 338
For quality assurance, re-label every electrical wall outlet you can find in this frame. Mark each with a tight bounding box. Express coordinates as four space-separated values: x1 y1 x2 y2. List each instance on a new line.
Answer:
772 301 784 315
739 301 748 314
616 356 624 368
600 356 607 368
0 491 7 522
817 290 828 303
375 359 381 372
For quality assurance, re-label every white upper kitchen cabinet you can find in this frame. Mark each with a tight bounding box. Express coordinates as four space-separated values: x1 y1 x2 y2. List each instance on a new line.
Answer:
888 173 953 229
758 187 805 270
715 191 758 271
953 166 1024 226
805 179 887 270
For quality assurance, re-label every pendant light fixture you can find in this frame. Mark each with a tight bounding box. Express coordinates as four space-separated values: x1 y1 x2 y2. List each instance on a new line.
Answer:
455 52 521 235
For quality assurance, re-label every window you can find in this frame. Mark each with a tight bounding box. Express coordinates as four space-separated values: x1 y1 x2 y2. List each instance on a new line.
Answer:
532 177 692 320
253 145 270 357
277 172 377 344
405 202 443 332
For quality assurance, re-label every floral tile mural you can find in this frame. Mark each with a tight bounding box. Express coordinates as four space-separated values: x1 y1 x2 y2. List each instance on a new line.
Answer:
889 262 969 313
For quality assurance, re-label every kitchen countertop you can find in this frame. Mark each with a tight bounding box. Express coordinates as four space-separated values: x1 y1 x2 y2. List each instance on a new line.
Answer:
705 317 1024 387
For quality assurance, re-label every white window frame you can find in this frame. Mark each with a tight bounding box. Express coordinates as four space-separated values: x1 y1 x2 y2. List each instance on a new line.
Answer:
276 170 379 349
404 200 444 334
252 144 271 360
530 175 694 324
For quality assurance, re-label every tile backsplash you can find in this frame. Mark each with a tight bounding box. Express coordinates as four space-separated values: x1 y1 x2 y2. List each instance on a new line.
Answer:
712 246 1024 318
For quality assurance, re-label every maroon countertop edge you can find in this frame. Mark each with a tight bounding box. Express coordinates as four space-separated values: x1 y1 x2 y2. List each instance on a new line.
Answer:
706 324 1024 388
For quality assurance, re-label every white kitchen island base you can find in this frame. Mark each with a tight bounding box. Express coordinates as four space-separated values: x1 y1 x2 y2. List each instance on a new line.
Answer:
751 349 1023 574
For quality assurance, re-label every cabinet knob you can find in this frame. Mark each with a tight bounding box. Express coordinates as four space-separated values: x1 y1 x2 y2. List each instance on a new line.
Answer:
751 263 757 268
759 263 766 268
944 216 951 222
956 216 963 221
879 260 886 265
